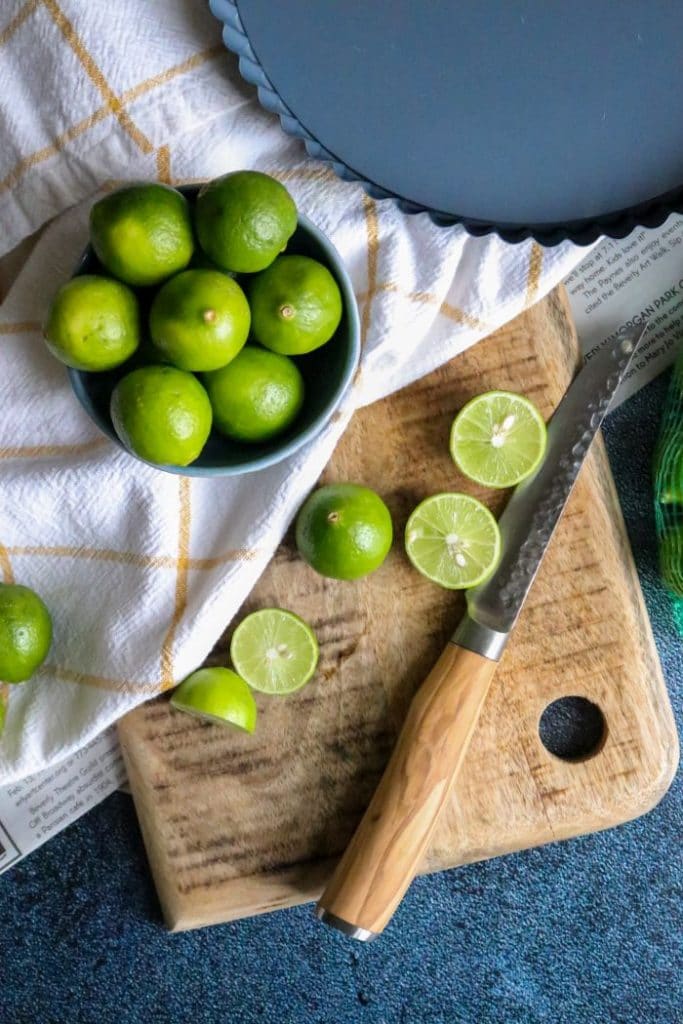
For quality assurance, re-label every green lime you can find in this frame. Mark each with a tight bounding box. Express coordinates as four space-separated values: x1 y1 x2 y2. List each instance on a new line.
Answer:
43 275 139 371
230 608 319 695
295 483 393 580
0 583 53 683
249 255 342 355
195 170 297 274
171 667 257 732
404 493 501 590
110 365 212 467
90 183 193 286
149 269 251 372
450 391 547 489
203 346 304 443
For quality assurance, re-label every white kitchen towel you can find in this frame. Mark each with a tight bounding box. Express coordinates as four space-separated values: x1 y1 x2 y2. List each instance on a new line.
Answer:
0 0 584 783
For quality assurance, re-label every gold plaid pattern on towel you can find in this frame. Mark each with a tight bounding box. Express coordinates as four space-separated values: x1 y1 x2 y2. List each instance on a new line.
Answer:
0 0 583 783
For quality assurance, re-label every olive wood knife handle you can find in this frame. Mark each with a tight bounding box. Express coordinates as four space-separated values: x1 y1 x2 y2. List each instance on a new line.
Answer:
316 641 498 939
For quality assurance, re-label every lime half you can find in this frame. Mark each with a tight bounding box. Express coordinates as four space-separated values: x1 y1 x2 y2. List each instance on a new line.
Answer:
404 493 501 589
450 391 547 488
230 609 319 695
170 667 257 733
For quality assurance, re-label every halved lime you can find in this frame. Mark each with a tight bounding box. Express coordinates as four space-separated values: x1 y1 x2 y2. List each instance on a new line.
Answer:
450 391 547 488
230 609 319 695
170 667 257 733
404 493 501 589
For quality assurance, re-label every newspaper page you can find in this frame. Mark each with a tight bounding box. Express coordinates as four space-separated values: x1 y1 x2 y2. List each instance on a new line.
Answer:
566 213 683 407
0 726 125 875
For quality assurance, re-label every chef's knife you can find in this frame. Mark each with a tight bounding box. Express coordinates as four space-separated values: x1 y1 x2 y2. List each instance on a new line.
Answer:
316 320 649 941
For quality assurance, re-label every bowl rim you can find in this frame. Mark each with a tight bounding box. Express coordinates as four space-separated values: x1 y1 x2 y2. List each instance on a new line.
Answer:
68 206 360 477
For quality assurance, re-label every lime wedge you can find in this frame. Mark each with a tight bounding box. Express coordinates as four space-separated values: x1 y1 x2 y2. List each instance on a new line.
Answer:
450 390 547 488
170 667 257 733
404 493 501 589
230 608 319 695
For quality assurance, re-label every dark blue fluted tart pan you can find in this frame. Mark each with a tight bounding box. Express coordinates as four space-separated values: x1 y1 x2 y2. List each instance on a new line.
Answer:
210 0 683 245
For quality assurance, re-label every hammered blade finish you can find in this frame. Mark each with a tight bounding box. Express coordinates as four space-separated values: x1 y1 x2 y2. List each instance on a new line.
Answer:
467 321 649 634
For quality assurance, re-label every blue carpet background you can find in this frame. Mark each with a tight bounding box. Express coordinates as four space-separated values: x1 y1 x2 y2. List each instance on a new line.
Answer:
1 375 681 1024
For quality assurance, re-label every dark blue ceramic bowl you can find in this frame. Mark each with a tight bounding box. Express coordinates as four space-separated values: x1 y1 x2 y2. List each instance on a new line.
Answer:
68 192 360 476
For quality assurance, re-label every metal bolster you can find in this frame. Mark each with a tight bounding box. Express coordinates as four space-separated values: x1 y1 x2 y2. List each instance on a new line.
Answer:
450 613 509 662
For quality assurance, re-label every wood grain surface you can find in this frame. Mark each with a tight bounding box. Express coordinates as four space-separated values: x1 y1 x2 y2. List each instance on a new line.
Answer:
119 288 679 931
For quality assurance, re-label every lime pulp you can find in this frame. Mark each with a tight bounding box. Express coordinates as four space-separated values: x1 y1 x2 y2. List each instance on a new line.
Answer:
404 493 501 589
450 390 547 488
230 608 319 695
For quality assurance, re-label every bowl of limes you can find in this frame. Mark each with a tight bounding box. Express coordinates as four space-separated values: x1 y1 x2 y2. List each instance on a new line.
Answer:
47 172 360 476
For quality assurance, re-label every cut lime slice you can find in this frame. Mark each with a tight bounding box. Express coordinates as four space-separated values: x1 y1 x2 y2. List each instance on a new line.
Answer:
170 667 257 733
404 493 501 589
230 608 319 695
450 390 547 488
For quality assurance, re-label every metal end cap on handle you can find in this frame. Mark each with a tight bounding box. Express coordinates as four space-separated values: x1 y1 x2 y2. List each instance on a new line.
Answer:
315 906 378 942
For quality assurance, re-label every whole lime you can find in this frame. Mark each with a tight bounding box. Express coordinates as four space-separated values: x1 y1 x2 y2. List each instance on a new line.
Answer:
0 583 53 683
194 171 297 274
295 483 393 580
110 365 212 467
44 275 139 371
249 255 342 355
203 346 304 443
89 183 193 286
149 269 250 372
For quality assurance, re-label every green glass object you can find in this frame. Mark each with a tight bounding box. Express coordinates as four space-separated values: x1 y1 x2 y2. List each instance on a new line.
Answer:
654 350 683 596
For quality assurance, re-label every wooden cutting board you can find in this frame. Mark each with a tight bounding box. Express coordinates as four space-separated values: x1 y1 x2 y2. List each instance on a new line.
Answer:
119 288 678 931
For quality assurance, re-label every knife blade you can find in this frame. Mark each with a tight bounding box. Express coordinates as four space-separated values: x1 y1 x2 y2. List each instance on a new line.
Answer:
454 317 649 659
316 319 648 941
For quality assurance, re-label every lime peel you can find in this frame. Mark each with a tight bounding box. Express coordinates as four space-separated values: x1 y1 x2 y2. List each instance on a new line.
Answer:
170 667 257 733
295 483 393 580
0 583 53 683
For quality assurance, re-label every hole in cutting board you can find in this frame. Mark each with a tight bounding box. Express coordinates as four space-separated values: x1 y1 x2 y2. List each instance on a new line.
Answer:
538 697 606 762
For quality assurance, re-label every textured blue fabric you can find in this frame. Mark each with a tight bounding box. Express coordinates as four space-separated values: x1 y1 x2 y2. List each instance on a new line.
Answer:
1 376 681 1024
